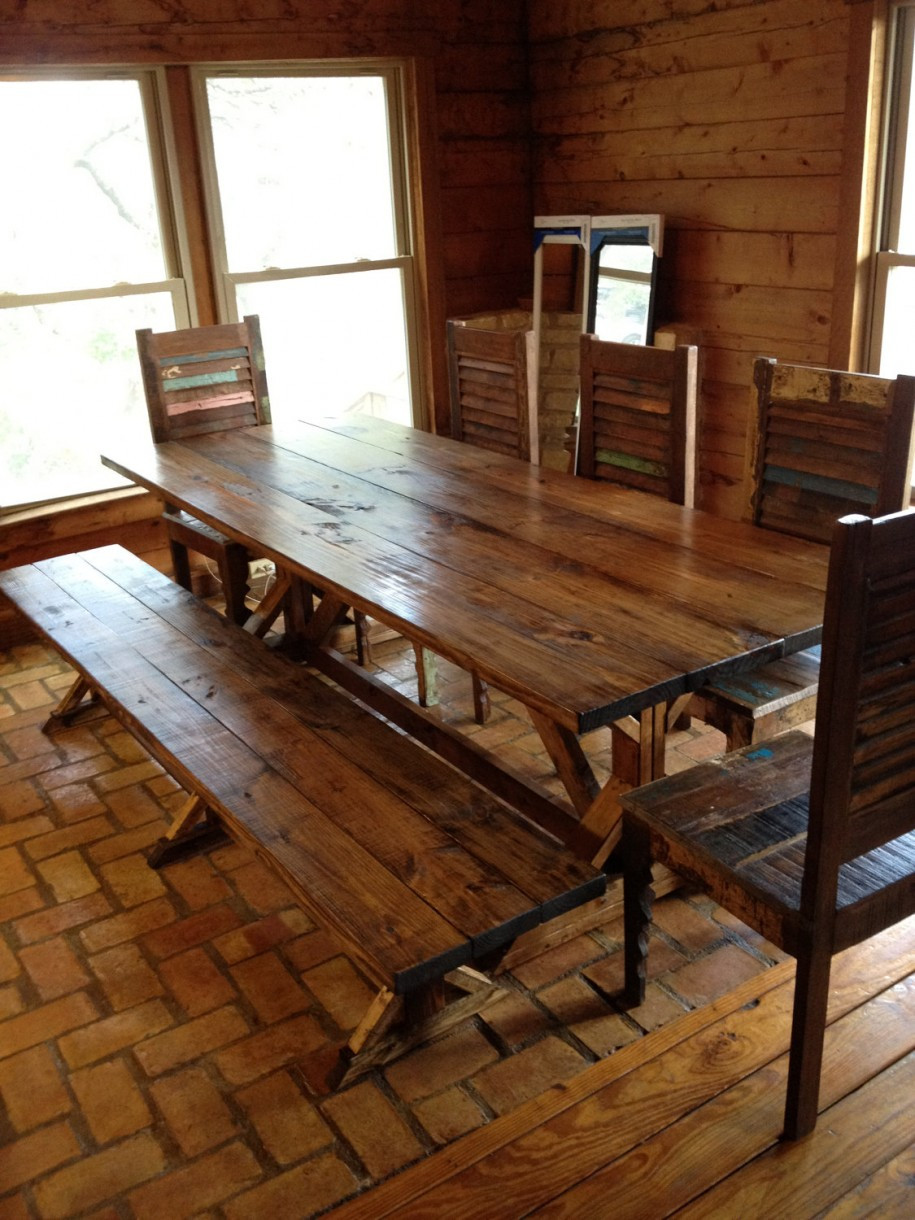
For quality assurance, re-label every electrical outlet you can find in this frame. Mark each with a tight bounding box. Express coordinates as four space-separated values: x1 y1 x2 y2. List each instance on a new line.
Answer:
248 559 275 580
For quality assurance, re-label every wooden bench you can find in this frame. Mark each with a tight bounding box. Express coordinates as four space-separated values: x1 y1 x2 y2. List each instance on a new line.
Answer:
0 545 605 1085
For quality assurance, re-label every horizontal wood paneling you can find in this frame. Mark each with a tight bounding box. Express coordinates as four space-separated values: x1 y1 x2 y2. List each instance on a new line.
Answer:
1 0 870 523
0 0 532 426
0 492 170 647
529 0 848 81
529 0 854 517
0 493 165 571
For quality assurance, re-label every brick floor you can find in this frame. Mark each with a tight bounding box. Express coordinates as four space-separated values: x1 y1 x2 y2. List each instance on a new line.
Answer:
0 633 792 1218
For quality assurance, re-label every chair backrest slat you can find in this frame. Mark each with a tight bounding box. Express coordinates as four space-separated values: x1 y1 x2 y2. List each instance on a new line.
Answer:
577 336 698 506
748 358 915 543
447 322 535 461
805 511 915 907
137 316 271 444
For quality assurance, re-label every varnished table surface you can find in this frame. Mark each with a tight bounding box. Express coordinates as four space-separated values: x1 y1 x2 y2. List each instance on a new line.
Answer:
102 416 829 854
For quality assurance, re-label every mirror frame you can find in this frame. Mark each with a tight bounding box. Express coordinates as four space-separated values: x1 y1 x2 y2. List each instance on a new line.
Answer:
586 214 665 343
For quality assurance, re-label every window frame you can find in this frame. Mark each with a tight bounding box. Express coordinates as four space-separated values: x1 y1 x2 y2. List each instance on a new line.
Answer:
0 66 195 512
191 60 425 428
0 66 193 328
0 57 429 515
868 2 915 375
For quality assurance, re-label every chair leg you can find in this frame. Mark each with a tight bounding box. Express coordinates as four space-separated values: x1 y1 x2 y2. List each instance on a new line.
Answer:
623 816 654 1007
168 537 193 592
217 544 252 626
783 943 833 1140
353 611 372 667
472 673 491 723
414 645 439 707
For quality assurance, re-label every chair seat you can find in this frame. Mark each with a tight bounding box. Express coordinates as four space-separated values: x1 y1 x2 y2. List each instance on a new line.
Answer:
624 726 915 954
623 508 915 1141
689 647 820 749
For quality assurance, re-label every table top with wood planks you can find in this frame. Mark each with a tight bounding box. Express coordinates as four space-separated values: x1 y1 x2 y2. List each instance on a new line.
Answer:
101 415 829 857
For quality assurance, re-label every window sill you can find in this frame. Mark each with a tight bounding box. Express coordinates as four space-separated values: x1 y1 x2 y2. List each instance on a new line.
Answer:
1 485 158 526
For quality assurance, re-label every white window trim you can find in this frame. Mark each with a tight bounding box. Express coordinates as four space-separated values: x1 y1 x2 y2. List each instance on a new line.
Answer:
868 2 915 371
0 66 193 325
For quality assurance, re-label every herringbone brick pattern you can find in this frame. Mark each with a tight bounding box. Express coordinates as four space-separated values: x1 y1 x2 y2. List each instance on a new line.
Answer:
0 636 789 1218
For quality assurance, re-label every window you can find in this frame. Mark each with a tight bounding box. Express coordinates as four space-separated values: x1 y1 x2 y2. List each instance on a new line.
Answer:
195 67 418 428
0 62 421 513
0 72 189 509
871 3 915 381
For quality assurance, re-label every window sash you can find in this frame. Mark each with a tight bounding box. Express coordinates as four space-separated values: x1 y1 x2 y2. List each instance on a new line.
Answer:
192 62 423 427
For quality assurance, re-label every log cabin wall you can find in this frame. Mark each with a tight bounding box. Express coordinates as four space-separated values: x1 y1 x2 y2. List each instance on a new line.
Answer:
0 0 884 585
527 0 867 517
0 0 533 643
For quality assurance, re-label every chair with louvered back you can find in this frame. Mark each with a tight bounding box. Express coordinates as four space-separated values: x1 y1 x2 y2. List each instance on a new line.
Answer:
689 358 915 749
447 321 537 462
622 506 915 1139
136 316 271 625
576 335 698 506
444 320 537 722
576 335 699 782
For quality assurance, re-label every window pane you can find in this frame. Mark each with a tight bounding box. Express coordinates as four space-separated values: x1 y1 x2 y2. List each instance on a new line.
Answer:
0 293 176 507
206 75 398 270
593 245 654 344
0 79 167 295
877 264 915 376
236 270 410 425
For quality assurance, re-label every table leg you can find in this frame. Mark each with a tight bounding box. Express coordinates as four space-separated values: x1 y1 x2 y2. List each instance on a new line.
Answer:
611 704 667 787
528 710 600 816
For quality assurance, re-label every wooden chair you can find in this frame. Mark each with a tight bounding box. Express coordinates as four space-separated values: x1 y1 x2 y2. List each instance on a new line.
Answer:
136 316 271 626
576 335 699 781
689 358 915 750
577 334 698 507
444 320 537 722
447 320 537 462
622 506 915 1140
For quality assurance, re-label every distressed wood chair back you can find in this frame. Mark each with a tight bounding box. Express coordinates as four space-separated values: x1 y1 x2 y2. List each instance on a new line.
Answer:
447 321 536 461
748 357 915 543
623 506 915 1139
135 317 271 625
444 320 536 724
576 337 699 782
577 336 698 506
808 508 915 873
137 316 271 444
689 358 915 751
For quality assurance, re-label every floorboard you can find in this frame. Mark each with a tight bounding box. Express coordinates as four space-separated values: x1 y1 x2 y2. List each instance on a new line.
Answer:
330 919 915 1219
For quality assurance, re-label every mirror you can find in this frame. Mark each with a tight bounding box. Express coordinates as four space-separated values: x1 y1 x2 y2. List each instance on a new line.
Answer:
587 215 664 345
529 214 665 469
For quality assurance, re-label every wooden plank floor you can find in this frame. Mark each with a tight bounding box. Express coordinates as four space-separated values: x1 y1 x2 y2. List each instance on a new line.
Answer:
331 917 915 1218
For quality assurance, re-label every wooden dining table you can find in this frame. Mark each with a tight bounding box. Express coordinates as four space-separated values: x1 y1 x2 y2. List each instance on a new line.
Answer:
101 415 829 862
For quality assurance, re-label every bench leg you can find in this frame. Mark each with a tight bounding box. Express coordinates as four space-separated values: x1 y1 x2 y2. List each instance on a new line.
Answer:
148 793 227 868
331 967 506 1089
43 675 104 733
